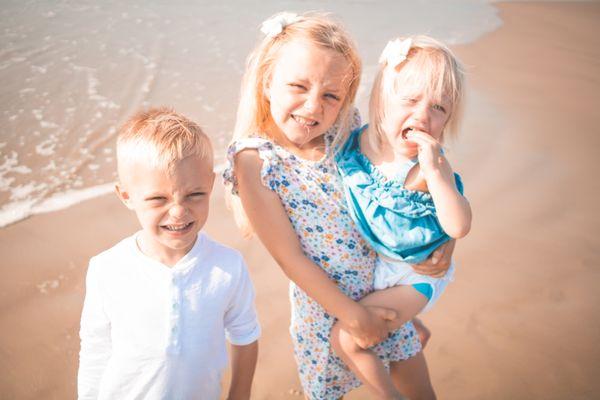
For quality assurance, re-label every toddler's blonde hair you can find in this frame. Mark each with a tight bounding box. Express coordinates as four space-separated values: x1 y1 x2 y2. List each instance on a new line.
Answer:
230 11 362 236
369 35 465 152
116 107 213 180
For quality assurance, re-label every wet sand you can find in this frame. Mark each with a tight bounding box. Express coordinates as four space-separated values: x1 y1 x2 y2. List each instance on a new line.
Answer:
1 2 599 399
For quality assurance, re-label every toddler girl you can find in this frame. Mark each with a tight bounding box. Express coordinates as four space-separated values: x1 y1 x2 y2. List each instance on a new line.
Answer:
224 14 452 399
331 35 471 399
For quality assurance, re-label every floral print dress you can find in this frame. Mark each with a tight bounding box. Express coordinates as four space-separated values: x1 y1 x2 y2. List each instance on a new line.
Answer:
223 128 421 399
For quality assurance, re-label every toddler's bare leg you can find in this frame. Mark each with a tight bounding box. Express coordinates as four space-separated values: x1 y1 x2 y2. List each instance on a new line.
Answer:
331 286 428 399
331 323 401 399
390 352 436 400
359 285 428 333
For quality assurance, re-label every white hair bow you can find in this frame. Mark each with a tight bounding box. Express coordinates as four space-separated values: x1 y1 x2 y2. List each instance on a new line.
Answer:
260 12 301 38
379 38 413 68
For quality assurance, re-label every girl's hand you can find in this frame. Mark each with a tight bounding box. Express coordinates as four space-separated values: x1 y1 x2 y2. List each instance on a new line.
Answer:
405 130 454 182
411 239 455 278
343 305 397 349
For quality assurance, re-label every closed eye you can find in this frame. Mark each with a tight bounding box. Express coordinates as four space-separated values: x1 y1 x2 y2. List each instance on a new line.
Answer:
324 93 340 101
289 83 307 91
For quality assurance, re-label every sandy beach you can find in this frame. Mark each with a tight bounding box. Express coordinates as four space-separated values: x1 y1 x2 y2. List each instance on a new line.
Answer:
1 1 599 399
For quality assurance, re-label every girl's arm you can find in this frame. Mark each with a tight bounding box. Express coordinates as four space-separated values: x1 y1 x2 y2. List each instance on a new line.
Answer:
406 131 472 239
411 239 455 278
227 341 258 400
234 149 395 347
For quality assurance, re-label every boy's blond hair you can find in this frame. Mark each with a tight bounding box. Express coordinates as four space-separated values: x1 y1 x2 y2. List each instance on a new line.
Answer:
116 107 213 179
369 35 465 152
230 11 362 236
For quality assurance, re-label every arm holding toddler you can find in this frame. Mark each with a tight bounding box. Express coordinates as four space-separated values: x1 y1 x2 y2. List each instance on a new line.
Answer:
234 150 395 347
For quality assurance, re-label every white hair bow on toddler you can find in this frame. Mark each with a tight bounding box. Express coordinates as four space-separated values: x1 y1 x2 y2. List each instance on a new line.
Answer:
379 38 413 68
260 12 301 38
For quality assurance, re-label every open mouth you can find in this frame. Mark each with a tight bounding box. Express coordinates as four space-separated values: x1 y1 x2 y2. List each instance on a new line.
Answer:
161 222 194 233
401 127 414 139
292 114 318 127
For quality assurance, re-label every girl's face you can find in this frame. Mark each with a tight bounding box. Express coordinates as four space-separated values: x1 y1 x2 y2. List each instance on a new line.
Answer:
381 89 452 158
266 40 351 152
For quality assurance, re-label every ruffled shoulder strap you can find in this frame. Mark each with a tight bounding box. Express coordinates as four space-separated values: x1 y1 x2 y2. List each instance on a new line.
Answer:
222 137 282 195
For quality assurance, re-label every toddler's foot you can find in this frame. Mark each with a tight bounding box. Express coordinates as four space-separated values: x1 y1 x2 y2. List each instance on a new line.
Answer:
412 317 431 348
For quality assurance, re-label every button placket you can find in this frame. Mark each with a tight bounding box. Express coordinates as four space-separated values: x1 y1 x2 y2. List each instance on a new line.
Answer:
167 272 182 355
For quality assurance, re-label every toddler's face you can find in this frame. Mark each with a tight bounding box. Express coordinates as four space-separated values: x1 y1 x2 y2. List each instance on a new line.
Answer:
382 89 451 158
116 154 215 265
266 39 351 153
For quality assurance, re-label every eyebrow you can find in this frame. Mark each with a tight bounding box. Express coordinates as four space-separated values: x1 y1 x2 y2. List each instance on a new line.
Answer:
289 77 344 93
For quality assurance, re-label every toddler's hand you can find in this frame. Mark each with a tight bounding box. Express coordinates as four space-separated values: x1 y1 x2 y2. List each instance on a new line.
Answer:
405 130 453 182
412 239 455 277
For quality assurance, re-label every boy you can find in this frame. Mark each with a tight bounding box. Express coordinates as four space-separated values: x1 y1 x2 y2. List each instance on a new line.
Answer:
78 108 260 400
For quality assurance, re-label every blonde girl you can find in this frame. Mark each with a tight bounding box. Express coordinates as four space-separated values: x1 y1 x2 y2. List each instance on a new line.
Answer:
331 36 471 399
223 14 453 399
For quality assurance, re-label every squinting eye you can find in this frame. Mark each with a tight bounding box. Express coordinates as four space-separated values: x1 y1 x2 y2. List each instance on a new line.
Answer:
189 192 206 198
324 93 340 101
432 104 446 113
289 83 306 90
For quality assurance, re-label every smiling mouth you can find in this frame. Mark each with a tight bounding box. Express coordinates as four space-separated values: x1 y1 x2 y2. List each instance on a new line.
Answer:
402 127 414 139
161 222 194 232
292 114 318 127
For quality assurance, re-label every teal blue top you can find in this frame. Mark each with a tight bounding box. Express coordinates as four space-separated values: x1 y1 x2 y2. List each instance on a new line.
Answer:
335 125 464 264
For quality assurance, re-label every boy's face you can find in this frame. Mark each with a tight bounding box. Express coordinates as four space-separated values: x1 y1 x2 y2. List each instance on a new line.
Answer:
116 154 215 266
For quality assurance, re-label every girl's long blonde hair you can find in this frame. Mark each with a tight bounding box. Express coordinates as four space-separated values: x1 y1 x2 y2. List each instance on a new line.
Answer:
228 11 362 237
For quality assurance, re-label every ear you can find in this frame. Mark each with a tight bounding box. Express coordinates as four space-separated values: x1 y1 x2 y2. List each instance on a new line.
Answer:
115 183 134 210
262 75 271 101
208 171 216 192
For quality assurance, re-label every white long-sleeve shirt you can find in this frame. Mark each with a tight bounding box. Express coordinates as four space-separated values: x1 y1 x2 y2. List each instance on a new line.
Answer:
78 232 260 400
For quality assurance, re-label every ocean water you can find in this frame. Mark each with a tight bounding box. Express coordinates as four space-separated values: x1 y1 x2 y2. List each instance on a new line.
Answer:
0 0 502 228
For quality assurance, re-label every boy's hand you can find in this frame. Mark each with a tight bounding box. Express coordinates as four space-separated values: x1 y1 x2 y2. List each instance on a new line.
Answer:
411 239 455 278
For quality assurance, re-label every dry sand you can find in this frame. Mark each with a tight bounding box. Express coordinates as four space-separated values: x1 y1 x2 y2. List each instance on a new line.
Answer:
1 2 599 399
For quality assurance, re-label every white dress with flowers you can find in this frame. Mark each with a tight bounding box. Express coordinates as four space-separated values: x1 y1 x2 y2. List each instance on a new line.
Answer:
223 123 421 399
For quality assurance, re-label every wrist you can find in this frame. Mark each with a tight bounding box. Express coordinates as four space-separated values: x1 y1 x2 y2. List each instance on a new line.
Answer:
338 302 366 329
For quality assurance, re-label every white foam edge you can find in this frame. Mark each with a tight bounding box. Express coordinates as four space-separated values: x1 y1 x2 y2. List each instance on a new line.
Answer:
0 182 116 228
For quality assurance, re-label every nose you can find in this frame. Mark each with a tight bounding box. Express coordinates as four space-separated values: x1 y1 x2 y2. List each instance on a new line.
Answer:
168 203 187 219
303 92 322 113
411 102 430 126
